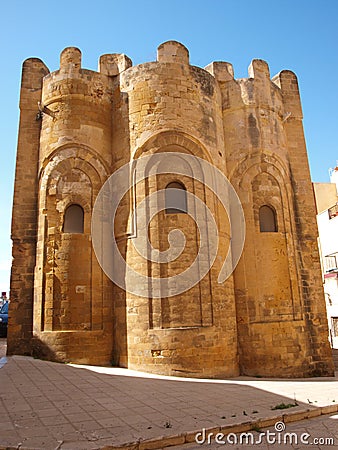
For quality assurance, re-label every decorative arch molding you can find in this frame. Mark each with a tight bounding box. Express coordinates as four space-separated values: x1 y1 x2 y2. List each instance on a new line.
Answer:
250 170 287 231
228 151 290 189
58 192 92 216
39 143 110 187
39 145 109 212
129 130 217 329
231 151 303 323
132 131 217 222
35 146 109 334
228 151 295 237
132 129 214 163
45 164 96 211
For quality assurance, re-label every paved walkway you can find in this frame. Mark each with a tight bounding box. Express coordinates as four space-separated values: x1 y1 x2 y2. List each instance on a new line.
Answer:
169 413 338 449
0 344 337 449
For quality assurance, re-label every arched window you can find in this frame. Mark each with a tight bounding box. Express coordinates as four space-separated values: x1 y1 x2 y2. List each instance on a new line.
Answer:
165 181 188 214
259 205 277 232
63 204 84 233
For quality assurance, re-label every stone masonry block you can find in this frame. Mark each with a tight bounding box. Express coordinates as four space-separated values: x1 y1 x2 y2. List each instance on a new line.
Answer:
157 40 189 64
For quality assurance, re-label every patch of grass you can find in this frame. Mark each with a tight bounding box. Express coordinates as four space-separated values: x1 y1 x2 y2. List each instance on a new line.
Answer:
251 425 261 432
271 402 298 410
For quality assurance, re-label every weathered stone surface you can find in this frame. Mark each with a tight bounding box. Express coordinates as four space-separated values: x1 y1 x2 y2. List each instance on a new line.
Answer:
9 41 334 377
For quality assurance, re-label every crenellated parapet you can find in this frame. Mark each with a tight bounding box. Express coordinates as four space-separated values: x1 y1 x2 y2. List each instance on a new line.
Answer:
205 58 296 119
204 57 300 175
39 47 132 166
99 53 132 76
36 43 301 167
157 40 190 64
42 47 132 108
272 70 303 119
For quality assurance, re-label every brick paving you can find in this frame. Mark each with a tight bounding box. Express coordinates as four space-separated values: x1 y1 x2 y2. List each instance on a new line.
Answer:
0 348 337 449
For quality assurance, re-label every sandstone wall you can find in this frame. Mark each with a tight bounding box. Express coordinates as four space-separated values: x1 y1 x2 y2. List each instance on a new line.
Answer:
9 41 334 377
9 59 49 356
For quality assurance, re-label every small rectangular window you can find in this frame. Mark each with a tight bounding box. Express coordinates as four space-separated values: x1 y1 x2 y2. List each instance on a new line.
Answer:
63 204 84 233
259 205 277 232
165 182 188 214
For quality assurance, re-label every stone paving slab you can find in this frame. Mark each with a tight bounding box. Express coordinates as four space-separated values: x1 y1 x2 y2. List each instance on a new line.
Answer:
169 413 338 449
0 355 338 449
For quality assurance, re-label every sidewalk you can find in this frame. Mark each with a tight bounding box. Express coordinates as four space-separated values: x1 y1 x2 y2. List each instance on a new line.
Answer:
0 351 337 449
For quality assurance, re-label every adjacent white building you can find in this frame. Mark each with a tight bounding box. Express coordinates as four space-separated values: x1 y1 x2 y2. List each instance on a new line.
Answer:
314 167 338 348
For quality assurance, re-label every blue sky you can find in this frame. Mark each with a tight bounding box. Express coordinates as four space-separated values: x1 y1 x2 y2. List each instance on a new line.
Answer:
0 0 337 294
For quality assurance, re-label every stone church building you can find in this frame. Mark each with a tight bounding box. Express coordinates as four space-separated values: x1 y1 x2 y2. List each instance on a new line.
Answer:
9 41 334 378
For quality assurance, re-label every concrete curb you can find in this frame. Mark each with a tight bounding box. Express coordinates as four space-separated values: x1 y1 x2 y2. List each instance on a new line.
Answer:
1 406 337 450
98 405 338 449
